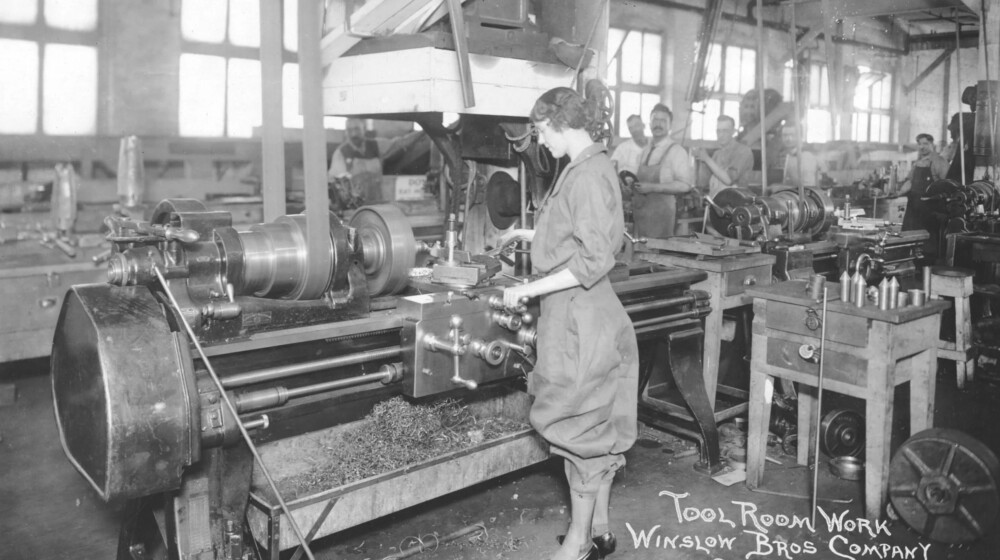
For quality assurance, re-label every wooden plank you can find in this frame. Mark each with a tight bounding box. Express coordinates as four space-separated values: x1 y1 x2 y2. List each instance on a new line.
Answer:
747 280 950 324
642 236 761 257
765 338 867 387
323 47 572 117
319 0 434 65
763 300 870 347
640 251 775 273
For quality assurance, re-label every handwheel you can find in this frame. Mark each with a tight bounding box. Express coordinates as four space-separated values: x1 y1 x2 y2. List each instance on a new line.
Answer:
889 428 1000 544
350 205 417 296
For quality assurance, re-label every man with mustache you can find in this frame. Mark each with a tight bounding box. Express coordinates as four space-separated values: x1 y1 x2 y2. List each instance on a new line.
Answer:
632 104 693 239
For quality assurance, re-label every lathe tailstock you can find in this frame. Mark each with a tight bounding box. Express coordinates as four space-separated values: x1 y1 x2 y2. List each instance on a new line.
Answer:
51 200 708 559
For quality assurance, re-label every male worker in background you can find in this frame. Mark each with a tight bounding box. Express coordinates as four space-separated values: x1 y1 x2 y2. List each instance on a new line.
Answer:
611 114 648 175
328 117 423 209
779 122 821 192
632 104 693 239
898 133 950 263
694 114 753 198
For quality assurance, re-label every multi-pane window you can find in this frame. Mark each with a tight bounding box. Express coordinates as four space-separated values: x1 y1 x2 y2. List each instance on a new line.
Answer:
852 67 893 143
783 61 833 143
0 0 99 135
178 0 342 138
607 28 662 136
691 44 755 140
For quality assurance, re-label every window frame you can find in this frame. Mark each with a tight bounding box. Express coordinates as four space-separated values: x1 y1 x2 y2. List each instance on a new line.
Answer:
0 1 100 136
851 69 894 144
691 42 756 141
607 27 664 137
178 0 306 138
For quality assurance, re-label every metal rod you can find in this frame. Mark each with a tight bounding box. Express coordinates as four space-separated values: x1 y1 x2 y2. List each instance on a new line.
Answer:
810 286 829 528
518 158 528 276
956 11 967 184
623 294 700 314
791 3 805 203
283 368 395 399
222 346 403 388
153 267 316 560
757 0 768 194
631 308 709 328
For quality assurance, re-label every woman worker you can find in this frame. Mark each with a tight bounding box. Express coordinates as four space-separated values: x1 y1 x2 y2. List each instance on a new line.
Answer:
499 87 639 560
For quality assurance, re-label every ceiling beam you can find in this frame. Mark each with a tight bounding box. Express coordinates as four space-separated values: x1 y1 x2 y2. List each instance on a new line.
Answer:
903 46 954 94
908 29 979 50
786 0 973 23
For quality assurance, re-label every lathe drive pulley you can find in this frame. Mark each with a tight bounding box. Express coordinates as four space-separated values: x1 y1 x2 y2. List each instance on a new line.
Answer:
709 187 836 241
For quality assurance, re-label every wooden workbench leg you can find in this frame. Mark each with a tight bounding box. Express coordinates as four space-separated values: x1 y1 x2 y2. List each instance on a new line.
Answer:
865 357 896 522
796 386 816 466
955 294 972 389
746 371 774 488
702 291 724 410
909 348 938 434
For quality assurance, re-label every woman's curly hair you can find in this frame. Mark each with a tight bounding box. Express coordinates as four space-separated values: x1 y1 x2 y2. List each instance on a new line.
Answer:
529 87 595 131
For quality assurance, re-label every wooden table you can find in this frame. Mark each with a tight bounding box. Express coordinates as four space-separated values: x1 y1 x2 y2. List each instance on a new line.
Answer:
744 280 949 521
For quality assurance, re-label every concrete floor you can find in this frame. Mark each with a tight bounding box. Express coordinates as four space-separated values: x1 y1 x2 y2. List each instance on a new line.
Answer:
2 357 999 560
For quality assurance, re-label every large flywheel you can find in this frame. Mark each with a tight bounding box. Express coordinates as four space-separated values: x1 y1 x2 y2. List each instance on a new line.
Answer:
350 205 417 296
888 428 1000 544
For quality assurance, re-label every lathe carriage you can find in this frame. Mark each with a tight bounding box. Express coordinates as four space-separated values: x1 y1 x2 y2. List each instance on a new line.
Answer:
51 198 711 559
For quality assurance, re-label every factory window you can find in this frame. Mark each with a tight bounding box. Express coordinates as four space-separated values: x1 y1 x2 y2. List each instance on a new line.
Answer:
852 68 893 143
178 0 342 137
784 61 833 143
0 0 99 135
607 27 662 135
690 44 755 140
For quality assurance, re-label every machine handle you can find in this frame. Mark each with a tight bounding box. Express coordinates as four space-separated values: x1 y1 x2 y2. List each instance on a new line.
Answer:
743 275 757 286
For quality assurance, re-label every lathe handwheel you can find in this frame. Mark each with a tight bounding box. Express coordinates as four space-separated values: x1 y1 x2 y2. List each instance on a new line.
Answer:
819 409 864 458
889 428 1000 544
350 204 417 296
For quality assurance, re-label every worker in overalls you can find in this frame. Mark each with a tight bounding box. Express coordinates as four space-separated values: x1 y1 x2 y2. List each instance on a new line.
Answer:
631 103 693 239
499 87 638 560
898 133 949 262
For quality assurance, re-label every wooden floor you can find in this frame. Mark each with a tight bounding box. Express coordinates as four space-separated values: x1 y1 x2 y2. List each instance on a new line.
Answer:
3 357 1000 560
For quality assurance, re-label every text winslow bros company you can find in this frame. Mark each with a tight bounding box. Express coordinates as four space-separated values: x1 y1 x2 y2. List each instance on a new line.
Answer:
624 491 934 560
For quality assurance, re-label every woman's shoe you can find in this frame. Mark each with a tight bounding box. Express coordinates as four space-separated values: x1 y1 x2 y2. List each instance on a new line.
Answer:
556 532 616 557
592 532 616 556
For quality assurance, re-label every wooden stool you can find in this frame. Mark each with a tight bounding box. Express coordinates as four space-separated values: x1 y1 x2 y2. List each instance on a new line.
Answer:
930 267 975 389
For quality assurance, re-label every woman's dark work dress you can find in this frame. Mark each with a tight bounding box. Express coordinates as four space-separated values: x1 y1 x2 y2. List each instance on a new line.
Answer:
528 143 639 494
902 165 936 259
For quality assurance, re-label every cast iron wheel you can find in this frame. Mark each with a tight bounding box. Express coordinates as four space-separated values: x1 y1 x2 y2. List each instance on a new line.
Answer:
888 428 1000 544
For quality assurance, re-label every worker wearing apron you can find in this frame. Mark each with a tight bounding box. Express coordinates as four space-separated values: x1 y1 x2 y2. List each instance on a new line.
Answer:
632 104 693 239
500 87 638 560
899 133 949 262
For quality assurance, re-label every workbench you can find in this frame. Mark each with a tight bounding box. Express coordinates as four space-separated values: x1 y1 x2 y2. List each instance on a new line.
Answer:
639 247 775 409
744 280 949 521
0 241 108 364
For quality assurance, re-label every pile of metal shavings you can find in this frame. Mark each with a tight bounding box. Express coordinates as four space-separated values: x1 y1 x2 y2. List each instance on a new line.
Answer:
269 397 529 500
